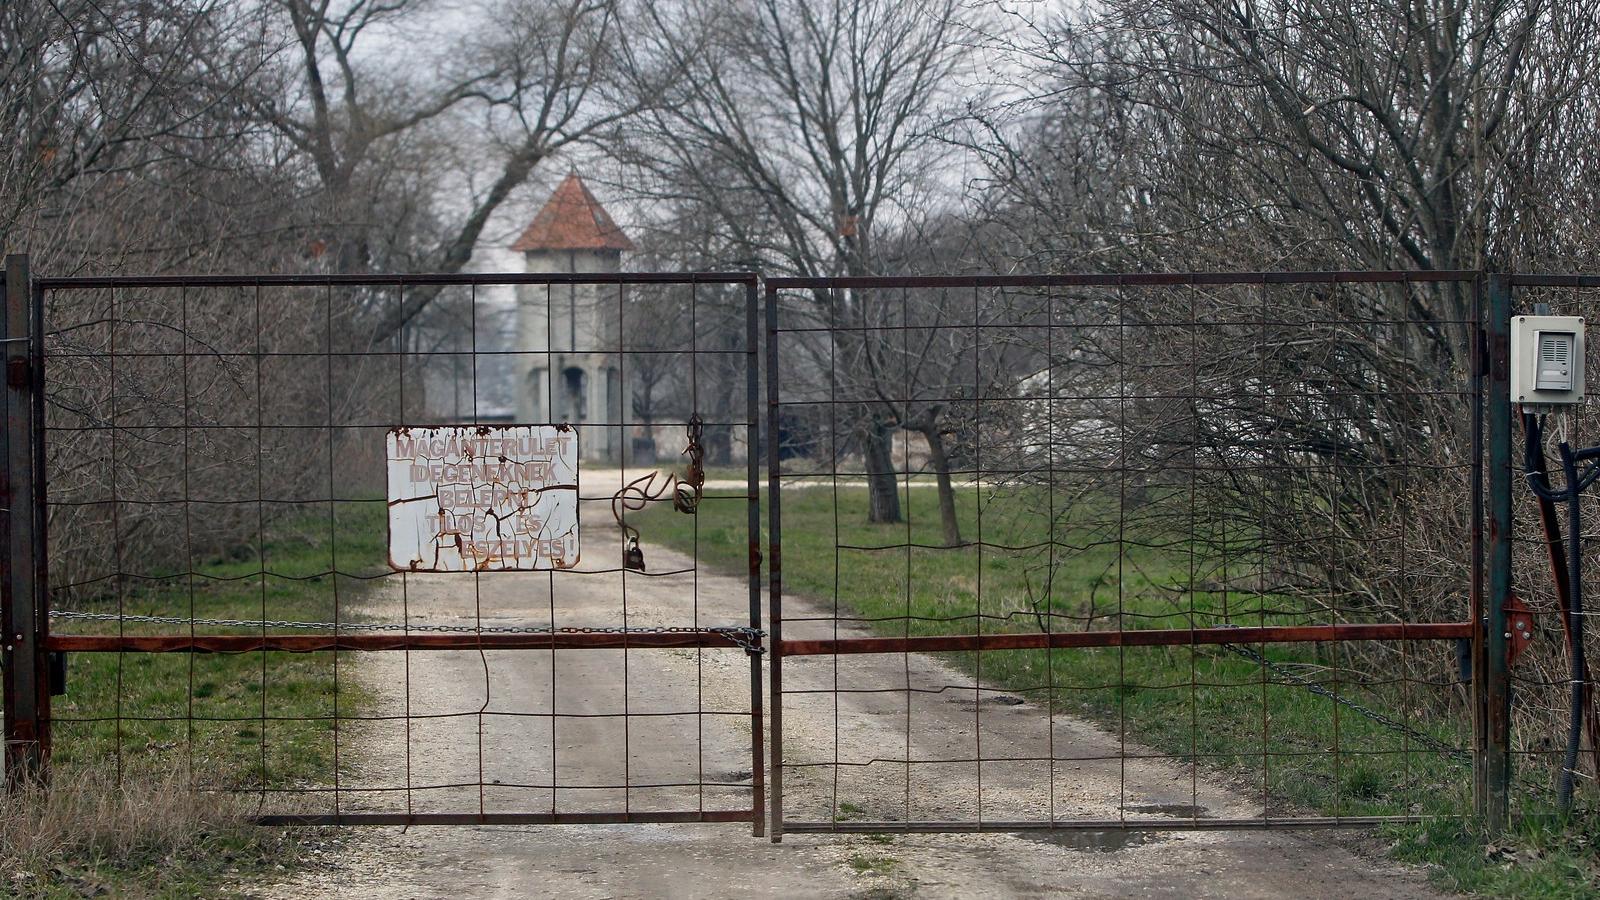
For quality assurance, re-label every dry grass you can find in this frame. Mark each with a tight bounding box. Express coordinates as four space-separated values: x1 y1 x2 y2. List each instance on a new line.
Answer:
0 503 388 895
0 760 313 897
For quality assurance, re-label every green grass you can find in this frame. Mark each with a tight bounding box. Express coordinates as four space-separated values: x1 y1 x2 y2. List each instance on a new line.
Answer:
3 499 390 895
847 852 898 875
640 482 1598 895
50 500 388 788
1390 811 1600 898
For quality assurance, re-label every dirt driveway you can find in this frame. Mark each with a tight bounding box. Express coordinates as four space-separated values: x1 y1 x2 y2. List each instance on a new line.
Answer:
252 484 1442 899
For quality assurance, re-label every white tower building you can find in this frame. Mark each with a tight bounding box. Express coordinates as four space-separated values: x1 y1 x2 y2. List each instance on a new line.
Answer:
511 172 634 461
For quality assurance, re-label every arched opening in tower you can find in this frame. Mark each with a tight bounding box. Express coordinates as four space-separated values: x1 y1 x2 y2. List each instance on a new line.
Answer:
561 366 588 422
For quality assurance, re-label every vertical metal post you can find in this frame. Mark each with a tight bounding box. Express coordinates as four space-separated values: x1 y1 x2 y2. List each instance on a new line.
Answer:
2 253 46 787
765 282 784 842
745 277 765 837
1479 272 1513 830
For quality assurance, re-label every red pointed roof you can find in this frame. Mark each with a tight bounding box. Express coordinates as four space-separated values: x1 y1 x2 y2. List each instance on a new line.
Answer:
511 172 633 252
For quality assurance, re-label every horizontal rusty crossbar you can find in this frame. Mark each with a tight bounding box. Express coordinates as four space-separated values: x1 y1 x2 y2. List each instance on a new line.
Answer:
37 271 757 288
1507 274 1600 288
36 269 1498 292
767 271 1481 289
48 631 759 653
782 816 1448 833
257 810 755 826
778 623 1472 656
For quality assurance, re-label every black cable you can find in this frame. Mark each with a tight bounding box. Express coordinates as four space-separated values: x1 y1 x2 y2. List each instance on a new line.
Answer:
1558 440 1589 811
1521 411 1592 813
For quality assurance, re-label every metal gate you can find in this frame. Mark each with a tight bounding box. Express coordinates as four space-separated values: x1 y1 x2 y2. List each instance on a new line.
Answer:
2 260 766 830
764 272 1504 837
8 261 1577 837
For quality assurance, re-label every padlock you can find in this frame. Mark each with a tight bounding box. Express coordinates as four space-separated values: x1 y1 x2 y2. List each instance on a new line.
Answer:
623 536 646 572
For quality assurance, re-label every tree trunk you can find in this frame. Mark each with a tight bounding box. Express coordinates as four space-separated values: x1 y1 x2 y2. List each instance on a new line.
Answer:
707 424 734 466
920 424 962 548
862 420 901 523
632 426 657 467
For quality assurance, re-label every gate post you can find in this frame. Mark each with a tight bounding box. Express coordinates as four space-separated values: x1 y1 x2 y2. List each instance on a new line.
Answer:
1477 272 1513 830
2 252 48 788
745 276 766 838
764 281 784 843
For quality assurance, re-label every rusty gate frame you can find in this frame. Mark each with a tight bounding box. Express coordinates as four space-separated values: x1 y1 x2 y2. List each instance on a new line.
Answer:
2 261 767 831
763 271 1510 839
13 261 1600 835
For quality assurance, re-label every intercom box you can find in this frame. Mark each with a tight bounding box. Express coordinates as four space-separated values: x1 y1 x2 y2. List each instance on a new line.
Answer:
1512 314 1586 407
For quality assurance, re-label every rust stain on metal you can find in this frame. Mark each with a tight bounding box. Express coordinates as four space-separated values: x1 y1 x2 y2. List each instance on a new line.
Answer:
1505 593 1535 668
49 632 750 653
779 623 1475 657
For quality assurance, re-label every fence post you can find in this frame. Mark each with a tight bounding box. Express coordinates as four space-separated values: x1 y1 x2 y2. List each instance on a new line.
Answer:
2 253 46 788
745 277 766 838
1478 272 1513 830
765 281 784 843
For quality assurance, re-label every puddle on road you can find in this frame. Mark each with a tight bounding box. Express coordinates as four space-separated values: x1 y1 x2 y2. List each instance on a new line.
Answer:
1121 803 1213 818
952 695 1031 711
1013 830 1159 852
1011 805 1211 852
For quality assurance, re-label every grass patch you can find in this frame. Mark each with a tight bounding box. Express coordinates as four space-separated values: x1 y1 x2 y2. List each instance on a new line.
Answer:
638 482 1597 895
4 499 390 895
835 799 868 822
1386 810 1600 898
847 852 898 875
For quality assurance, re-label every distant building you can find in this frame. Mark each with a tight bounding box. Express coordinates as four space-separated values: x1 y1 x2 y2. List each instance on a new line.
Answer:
510 172 634 461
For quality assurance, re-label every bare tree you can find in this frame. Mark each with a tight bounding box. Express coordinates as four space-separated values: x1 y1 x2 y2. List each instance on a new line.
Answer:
970 2 1600 740
1 0 293 271
989 0 1600 292
250 0 645 335
620 0 981 523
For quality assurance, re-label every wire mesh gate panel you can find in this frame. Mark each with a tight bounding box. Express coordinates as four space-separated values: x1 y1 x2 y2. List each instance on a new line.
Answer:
10 270 764 828
764 273 1489 837
1498 273 1600 822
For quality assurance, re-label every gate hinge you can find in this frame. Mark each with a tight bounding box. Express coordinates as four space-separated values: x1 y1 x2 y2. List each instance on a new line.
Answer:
1506 593 1535 668
7 357 31 389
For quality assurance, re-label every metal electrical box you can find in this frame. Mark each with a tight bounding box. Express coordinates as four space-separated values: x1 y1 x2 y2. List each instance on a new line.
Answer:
1512 315 1586 407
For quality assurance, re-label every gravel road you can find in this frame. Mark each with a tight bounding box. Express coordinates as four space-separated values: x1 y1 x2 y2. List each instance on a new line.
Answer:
251 483 1443 899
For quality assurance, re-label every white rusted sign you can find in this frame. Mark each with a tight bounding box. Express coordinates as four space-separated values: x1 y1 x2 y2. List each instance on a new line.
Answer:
386 425 579 571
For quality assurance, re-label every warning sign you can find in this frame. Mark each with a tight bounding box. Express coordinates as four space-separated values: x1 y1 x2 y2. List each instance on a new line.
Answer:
386 425 579 571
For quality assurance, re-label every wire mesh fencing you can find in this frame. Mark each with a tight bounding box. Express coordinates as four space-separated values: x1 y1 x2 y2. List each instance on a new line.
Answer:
15 263 1593 836
19 271 765 828
764 273 1486 836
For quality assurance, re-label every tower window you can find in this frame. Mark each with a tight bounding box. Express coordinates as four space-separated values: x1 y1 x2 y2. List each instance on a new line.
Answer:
562 367 587 421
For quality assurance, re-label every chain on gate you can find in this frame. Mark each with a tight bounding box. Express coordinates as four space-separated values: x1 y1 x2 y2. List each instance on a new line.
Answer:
612 414 705 572
50 416 762 654
1217 636 1467 762
46 610 766 655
